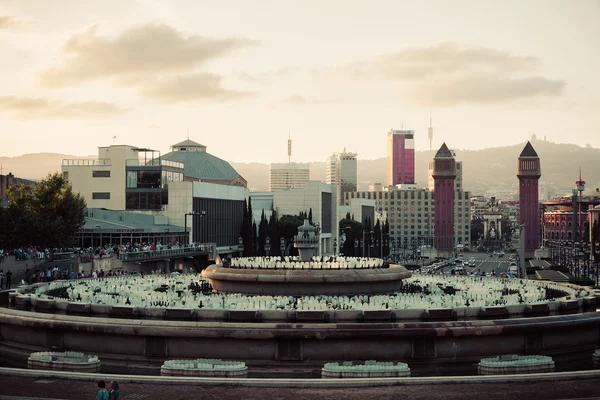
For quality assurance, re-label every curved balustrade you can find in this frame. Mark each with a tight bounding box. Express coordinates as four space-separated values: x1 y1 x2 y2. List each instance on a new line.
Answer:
228 256 386 270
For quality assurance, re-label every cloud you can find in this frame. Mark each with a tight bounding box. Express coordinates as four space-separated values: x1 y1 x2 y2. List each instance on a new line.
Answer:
0 96 126 119
281 95 343 105
336 42 565 106
139 72 253 103
413 75 565 106
0 15 20 29
39 22 256 88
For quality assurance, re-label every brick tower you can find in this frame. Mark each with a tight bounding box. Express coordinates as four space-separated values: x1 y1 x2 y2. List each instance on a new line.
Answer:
432 143 456 253
517 141 541 252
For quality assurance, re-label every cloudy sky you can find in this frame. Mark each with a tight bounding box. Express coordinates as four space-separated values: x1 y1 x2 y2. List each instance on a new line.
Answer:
0 0 598 162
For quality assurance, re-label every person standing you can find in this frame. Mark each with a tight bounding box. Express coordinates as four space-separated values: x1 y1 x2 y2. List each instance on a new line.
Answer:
0 270 4 289
5 270 12 290
96 380 109 400
108 381 119 400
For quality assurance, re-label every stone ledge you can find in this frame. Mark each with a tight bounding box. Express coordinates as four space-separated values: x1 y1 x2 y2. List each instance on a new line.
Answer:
1 367 600 388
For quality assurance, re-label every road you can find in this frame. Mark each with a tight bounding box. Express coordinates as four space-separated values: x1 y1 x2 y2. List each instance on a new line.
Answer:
439 252 514 276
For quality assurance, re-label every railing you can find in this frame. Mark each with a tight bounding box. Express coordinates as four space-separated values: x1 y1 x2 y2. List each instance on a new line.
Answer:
119 244 215 262
62 159 111 166
125 159 184 169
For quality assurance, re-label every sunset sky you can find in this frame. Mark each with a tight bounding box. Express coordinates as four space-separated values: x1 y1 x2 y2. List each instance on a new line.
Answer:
0 0 598 163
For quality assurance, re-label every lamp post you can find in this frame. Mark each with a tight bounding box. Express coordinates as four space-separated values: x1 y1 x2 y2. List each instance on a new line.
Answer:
95 225 102 248
354 238 359 257
362 230 374 257
333 238 337 256
280 237 286 257
238 236 244 257
264 236 271 257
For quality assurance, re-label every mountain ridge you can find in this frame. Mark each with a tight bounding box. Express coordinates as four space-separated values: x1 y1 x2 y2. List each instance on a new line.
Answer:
2 140 599 195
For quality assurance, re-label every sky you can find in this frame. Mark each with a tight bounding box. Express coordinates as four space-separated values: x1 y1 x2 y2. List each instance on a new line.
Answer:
0 0 599 163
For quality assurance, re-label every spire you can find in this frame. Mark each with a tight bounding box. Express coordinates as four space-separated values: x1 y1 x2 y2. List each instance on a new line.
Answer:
519 141 538 157
434 142 453 158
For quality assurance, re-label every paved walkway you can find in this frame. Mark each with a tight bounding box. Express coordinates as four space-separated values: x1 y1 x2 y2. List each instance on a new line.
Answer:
1 375 600 400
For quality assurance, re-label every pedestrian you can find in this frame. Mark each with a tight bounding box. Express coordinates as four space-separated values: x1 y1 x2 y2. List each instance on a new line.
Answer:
108 381 119 400
5 270 12 290
96 380 109 400
0 270 4 289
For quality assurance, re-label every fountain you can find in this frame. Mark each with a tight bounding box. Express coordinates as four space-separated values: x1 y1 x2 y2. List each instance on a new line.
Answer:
161 358 247 377
478 355 555 375
28 351 100 373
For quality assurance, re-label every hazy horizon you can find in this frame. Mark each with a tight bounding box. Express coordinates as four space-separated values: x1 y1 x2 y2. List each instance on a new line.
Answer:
1 0 599 162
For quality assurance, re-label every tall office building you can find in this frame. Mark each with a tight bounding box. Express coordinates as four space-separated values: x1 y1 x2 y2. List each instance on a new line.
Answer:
269 162 310 191
387 129 415 186
517 141 541 252
327 149 357 205
432 143 457 252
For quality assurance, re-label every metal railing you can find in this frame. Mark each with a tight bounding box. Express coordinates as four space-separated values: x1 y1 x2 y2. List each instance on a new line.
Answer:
119 244 215 262
62 159 111 166
125 159 184 169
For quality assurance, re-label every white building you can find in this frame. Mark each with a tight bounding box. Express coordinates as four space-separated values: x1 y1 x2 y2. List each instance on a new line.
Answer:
326 149 358 205
62 140 248 255
269 162 310 191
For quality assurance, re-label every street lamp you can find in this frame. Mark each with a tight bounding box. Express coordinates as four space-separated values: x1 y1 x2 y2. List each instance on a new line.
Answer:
333 238 337 256
238 236 244 257
264 236 271 256
362 230 374 257
95 225 102 248
354 238 359 257
280 237 286 257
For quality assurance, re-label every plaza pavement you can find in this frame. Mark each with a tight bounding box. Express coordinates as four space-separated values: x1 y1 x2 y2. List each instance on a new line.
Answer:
1 373 600 400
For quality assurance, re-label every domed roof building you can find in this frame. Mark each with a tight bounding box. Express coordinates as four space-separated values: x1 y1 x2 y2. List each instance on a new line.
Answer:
161 139 247 188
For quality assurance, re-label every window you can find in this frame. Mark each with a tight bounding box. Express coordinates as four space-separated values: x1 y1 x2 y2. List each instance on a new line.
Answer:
92 170 110 178
62 171 69 181
92 192 110 200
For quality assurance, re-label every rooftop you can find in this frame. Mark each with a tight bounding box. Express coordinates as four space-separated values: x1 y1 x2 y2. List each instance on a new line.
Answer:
519 141 539 157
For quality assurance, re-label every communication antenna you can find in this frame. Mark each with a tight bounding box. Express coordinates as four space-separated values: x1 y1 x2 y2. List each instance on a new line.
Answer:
428 110 433 151
287 130 292 163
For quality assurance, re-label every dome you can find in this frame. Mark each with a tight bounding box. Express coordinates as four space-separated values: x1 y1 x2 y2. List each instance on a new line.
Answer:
161 139 246 187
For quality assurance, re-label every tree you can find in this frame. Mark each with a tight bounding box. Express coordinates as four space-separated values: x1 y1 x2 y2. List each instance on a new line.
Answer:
1 173 86 249
339 217 363 256
308 208 313 224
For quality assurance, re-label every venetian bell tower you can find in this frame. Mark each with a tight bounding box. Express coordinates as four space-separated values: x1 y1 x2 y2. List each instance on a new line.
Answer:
432 143 456 252
517 141 541 252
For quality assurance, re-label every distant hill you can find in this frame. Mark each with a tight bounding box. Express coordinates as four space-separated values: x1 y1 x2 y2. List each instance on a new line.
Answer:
2 140 600 195
232 139 600 194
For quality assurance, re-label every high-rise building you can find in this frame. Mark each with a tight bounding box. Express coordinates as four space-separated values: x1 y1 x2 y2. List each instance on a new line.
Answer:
387 129 415 186
327 149 358 205
269 162 310 191
517 141 541 252
432 143 457 252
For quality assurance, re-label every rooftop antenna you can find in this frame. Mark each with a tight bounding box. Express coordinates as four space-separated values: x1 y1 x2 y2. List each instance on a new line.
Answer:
187 128 189 140
428 110 433 151
112 136 117 145
287 130 292 163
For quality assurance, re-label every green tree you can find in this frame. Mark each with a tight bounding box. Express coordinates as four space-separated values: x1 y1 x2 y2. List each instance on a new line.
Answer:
2 173 86 249
339 217 363 256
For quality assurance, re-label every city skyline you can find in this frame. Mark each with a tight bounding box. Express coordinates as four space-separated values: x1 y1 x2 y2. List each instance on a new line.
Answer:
0 0 599 162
